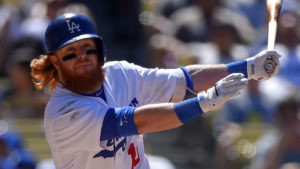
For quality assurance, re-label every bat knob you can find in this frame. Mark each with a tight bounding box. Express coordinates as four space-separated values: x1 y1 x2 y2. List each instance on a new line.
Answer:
264 56 277 77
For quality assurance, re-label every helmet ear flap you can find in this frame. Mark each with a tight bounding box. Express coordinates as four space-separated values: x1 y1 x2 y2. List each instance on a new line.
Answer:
94 38 106 64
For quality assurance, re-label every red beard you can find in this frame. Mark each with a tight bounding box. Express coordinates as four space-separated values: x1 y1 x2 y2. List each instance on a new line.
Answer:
59 62 104 94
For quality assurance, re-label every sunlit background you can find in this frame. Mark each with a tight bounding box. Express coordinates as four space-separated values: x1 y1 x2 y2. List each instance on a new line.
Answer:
0 0 300 169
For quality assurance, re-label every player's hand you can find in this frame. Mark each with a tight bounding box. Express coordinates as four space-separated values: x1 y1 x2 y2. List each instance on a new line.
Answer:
197 73 248 113
246 50 281 80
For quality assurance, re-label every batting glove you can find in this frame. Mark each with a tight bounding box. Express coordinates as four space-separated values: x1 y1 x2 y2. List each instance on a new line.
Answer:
246 50 281 80
197 73 248 113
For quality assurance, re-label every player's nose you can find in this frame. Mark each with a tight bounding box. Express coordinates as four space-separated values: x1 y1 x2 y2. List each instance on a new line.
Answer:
77 50 88 60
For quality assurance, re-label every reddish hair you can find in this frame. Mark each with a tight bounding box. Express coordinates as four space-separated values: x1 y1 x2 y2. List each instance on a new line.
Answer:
30 55 58 91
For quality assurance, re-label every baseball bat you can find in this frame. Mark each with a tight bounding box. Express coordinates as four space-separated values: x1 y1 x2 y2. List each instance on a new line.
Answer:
264 0 282 76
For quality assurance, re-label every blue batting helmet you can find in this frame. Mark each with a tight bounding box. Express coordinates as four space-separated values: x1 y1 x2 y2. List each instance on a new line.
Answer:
45 13 106 62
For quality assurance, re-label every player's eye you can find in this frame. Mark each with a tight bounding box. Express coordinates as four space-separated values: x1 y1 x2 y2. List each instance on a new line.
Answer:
62 49 97 62
62 53 77 61
86 49 97 55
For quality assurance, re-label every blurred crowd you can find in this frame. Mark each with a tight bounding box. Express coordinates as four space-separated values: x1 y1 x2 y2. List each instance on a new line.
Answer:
0 0 300 169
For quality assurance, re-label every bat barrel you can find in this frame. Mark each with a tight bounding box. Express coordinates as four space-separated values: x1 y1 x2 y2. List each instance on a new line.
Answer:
267 21 277 50
267 0 282 23
265 0 282 77
267 0 282 50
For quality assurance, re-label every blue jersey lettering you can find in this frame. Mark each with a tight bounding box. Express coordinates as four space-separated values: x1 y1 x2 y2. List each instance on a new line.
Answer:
94 137 127 158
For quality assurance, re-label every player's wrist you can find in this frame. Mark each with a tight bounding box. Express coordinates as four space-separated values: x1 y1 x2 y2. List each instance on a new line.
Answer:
226 60 248 79
245 57 256 80
197 91 210 113
174 97 204 123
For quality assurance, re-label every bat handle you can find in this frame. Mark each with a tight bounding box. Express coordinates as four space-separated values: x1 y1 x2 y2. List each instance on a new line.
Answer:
264 56 277 77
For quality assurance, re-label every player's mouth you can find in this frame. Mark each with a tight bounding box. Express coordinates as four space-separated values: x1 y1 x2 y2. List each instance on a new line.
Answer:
75 62 94 72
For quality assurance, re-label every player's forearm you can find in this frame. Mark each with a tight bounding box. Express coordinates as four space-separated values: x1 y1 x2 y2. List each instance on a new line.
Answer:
185 50 281 93
185 64 229 92
135 72 248 135
101 73 247 140
100 103 184 141
134 103 182 134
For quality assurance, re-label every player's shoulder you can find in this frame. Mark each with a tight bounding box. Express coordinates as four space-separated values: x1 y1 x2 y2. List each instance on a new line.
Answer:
103 60 142 70
44 95 108 133
103 60 145 78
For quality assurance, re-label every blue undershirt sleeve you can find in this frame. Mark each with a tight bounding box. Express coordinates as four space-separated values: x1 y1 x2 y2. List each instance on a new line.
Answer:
226 60 248 78
174 97 204 123
100 107 138 141
180 67 194 90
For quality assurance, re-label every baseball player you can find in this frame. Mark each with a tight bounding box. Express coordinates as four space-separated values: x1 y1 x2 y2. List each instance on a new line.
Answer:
30 13 280 169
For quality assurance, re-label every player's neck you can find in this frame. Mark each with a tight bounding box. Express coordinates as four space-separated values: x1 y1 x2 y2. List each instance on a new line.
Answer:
83 84 103 94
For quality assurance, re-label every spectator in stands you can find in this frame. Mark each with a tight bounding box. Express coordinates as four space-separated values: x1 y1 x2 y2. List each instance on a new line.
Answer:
169 0 220 42
275 11 300 87
167 0 255 44
188 23 249 65
221 0 267 30
1 130 37 169
0 3 22 76
249 95 300 169
0 136 15 169
0 43 49 119
213 80 276 169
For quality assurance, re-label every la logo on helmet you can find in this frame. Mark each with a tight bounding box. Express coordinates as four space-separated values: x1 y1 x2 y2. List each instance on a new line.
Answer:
66 20 81 33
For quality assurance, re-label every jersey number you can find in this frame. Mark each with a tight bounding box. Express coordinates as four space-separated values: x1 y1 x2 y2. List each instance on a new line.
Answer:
128 143 140 169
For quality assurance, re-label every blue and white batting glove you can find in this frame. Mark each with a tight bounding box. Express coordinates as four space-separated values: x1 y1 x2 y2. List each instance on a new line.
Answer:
246 50 281 80
197 73 248 113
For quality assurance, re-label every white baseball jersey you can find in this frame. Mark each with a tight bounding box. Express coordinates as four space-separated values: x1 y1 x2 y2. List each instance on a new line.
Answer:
44 61 187 169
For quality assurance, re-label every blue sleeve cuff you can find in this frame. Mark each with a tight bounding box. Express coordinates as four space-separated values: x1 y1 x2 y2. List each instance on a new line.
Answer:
180 67 194 90
226 60 248 78
115 107 138 137
100 107 138 141
174 97 203 123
